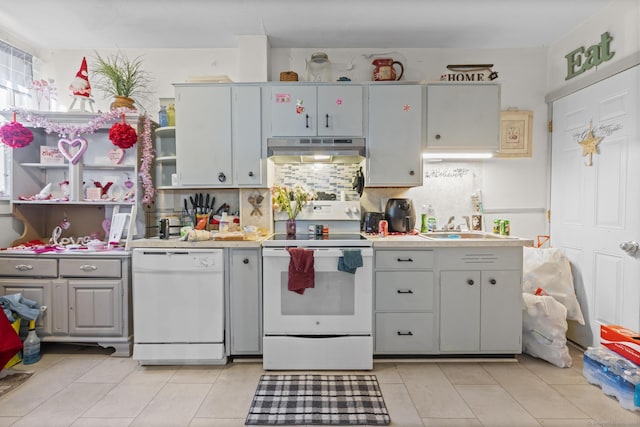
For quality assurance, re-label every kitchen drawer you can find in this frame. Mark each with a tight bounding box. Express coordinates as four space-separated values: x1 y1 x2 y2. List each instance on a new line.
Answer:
0 258 57 277
375 250 434 270
59 259 121 278
375 312 435 354
375 271 434 311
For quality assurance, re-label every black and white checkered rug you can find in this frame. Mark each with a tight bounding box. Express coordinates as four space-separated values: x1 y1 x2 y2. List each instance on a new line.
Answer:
245 374 391 425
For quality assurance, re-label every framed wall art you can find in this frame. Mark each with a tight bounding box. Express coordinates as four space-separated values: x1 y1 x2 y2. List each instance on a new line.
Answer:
497 110 533 157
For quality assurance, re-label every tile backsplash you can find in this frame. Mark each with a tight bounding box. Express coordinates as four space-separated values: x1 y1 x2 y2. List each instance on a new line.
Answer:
274 163 361 200
274 161 484 231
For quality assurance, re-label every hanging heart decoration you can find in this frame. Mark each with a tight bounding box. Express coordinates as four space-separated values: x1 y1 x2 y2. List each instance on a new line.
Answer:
58 137 88 165
108 147 124 164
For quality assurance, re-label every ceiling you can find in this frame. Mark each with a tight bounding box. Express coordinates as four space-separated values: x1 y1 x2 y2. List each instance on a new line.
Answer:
0 0 611 51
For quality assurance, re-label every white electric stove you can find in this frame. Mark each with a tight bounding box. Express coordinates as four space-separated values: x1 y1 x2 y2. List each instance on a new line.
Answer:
262 200 374 370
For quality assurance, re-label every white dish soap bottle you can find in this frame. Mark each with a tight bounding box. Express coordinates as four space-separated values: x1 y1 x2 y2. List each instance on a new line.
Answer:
427 204 437 232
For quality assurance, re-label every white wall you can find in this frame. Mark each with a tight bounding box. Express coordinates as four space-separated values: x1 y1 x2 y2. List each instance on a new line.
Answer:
547 0 640 92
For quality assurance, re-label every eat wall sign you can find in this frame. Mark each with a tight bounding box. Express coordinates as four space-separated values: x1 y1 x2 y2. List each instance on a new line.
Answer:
565 32 615 80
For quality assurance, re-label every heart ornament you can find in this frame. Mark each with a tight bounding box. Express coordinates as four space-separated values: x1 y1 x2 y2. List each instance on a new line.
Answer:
108 148 124 165
58 137 88 165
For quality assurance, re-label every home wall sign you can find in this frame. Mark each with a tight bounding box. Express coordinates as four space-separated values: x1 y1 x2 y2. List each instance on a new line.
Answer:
565 32 615 80
440 64 499 81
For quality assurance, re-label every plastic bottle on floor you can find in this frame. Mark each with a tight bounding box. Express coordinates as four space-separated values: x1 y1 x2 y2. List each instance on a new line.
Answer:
22 320 41 365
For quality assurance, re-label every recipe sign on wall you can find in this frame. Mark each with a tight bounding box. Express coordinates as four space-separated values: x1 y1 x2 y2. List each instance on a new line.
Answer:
565 32 615 80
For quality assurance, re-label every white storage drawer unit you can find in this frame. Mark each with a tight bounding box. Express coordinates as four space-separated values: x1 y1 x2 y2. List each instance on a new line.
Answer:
374 249 436 355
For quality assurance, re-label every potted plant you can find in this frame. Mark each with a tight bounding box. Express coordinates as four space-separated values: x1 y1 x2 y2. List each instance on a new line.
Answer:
91 51 152 110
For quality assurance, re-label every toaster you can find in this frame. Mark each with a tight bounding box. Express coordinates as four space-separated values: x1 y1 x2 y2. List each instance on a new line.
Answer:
362 211 385 233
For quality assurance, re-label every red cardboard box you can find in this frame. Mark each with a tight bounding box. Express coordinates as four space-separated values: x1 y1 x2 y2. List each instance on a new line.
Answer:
600 324 640 366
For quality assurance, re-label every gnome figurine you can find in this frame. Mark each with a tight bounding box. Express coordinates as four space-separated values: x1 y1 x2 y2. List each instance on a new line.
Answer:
68 57 94 112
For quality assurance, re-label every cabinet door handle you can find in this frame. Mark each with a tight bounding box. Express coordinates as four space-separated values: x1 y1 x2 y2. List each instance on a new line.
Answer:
80 265 98 271
248 171 254 177
489 279 497 285
305 114 310 128
397 331 413 336
243 258 249 264
325 113 329 128
397 289 414 294
409 170 415 176
218 172 227 183
467 279 475 286
435 134 441 140
396 258 413 262
15 264 33 271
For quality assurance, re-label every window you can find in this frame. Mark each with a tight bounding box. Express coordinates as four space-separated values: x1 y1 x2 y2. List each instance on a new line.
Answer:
0 40 34 197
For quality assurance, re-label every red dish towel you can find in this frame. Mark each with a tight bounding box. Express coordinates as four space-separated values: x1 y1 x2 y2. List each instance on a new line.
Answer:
287 247 314 294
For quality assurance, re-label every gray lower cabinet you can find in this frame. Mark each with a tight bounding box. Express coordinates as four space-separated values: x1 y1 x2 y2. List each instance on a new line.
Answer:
374 249 436 354
228 248 262 355
438 247 523 354
0 255 132 356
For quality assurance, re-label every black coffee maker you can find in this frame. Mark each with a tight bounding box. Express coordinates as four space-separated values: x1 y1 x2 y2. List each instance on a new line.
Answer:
384 198 416 233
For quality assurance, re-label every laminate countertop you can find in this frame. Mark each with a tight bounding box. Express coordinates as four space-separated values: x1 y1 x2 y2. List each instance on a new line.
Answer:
128 236 267 249
129 232 533 249
366 232 534 248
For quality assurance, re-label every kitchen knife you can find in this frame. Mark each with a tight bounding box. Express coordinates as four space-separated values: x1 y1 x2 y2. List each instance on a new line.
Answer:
199 193 204 213
205 194 210 213
183 198 189 215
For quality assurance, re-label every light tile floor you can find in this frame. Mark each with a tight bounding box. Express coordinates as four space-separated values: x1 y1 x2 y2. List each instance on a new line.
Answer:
1 344 639 427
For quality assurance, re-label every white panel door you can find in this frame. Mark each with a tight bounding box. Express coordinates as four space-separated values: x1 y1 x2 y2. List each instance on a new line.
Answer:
551 66 640 347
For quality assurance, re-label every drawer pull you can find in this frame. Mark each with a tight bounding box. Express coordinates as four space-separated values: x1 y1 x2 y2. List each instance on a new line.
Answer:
397 331 414 336
396 258 414 262
15 264 33 271
489 279 497 285
80 265 98 272
467 279 475 286
397 289 414 294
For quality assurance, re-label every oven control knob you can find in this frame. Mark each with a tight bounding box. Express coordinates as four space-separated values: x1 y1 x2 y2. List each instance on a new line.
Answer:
345 207 352 214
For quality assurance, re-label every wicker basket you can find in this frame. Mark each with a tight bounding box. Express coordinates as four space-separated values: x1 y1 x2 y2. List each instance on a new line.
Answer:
280 71 298 82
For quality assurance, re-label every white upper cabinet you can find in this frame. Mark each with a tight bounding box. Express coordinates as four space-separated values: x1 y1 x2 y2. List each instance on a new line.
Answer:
175 84 233 187
233 86 264 186
426 83 500 152
367 84 423 187
269 85 364 137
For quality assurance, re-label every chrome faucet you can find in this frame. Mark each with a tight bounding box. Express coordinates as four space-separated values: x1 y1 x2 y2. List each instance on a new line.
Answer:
445 216 456 230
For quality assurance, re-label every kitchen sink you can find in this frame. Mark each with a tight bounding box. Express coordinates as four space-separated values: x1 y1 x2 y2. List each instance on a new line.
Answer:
420 232 516 240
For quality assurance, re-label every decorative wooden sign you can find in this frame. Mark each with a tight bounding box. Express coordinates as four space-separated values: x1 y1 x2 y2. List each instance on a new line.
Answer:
440 64 499 82
565 32 615 80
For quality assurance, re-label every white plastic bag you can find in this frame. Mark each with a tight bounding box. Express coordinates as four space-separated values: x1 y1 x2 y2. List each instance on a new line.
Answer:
523 247 585 325
521 293 572 368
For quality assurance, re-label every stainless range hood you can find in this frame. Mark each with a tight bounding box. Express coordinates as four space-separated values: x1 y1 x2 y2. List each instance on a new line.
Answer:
267 137 365 164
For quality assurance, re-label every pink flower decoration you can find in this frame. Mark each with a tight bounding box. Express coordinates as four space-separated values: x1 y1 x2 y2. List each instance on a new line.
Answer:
0 122 34 148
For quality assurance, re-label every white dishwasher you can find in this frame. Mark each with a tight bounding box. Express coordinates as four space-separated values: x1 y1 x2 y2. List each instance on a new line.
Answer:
132 248 226 365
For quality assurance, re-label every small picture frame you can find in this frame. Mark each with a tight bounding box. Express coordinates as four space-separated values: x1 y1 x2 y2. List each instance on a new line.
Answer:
497 110 533 158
